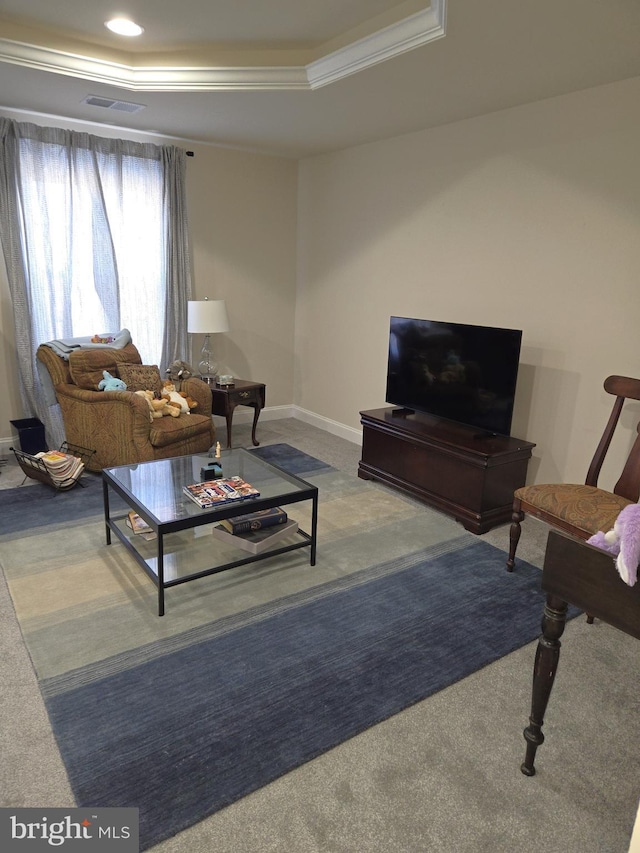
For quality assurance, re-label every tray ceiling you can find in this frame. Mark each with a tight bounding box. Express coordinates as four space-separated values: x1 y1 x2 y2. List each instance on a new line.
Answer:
1 1 639 158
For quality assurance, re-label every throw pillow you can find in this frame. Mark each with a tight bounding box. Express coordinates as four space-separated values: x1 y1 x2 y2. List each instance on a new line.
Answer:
69 344 142 390
117 364 163 396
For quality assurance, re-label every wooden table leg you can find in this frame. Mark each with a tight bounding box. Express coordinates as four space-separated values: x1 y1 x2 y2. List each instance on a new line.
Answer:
506 505 524 571
250 403 261 446
521 593 568 776
225 406 235 449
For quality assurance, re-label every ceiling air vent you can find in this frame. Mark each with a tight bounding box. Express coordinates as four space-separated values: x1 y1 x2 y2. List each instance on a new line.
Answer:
81 95 146 114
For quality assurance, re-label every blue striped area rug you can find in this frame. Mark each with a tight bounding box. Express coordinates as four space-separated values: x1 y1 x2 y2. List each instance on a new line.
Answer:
0 445 564 850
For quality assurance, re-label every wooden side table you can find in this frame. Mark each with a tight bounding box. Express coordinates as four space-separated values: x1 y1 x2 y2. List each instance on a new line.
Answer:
210 379 266 448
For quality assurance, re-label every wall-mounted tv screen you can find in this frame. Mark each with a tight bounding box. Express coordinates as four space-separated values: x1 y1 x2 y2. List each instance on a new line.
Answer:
385 316 522 436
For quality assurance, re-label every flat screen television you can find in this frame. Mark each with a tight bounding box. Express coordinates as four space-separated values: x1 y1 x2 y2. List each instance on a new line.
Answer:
385 316 522 436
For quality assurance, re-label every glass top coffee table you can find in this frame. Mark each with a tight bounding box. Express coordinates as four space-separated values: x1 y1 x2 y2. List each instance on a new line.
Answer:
102 448 318 615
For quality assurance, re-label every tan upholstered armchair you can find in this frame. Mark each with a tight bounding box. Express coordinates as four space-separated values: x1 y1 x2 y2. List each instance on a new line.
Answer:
36 342 215 472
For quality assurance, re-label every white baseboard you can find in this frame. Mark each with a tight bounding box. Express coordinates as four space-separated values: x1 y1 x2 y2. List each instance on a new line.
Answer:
289 405 362 444
214 404 362 445
0 437 16 456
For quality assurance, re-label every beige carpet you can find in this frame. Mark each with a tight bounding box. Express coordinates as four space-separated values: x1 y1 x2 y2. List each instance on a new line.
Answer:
1 418 638 853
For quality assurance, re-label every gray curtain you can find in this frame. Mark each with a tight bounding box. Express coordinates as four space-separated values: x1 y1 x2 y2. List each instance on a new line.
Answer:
161 145 192 369
0 117 192 448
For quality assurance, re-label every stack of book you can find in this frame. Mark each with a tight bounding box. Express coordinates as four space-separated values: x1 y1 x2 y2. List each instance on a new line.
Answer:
212 506 298 554
34 449 85 487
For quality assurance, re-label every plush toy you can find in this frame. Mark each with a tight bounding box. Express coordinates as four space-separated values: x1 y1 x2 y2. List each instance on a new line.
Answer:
135 390 160 422
155 395 179 417
98 370 127 391
587 502 640 586
161 380 190 414
135 390 177 421
179 390 198 410
165 360 194 383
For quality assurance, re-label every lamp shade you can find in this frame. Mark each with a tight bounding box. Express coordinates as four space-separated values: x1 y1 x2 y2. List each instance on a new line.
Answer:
187 299 230 334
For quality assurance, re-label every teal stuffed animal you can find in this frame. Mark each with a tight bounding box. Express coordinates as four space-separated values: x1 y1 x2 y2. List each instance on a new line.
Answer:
98 370 127 391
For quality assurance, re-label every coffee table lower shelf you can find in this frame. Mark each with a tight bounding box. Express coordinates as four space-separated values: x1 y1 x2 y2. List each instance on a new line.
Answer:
105 512 314 616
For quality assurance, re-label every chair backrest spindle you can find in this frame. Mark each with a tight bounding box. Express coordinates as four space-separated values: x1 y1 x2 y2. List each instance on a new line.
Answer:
585 375 640 501
614 423 640 501
585 394 624 488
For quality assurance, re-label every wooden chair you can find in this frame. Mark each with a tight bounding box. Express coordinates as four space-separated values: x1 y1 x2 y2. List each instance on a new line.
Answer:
520 530 640 776
507 375 640 574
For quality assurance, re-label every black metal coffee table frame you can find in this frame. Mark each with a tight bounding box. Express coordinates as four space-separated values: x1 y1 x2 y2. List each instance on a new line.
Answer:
102 449 318 615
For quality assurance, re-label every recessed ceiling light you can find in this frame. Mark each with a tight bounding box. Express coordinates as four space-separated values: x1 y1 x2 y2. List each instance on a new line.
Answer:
105 18 144 37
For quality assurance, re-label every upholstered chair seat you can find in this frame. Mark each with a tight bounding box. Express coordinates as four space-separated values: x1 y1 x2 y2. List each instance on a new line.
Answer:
513 483 632 539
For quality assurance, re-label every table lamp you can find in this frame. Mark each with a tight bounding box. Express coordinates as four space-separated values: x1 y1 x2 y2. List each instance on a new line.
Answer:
187 298 230 383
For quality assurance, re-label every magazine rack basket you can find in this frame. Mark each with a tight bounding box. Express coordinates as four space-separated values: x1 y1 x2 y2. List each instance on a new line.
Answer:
10 442 96 492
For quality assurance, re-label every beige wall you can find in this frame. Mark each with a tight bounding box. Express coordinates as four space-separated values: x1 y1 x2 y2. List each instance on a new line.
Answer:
296 76 640 489
186 142 297 404
3 75 640 490
0 110 298 443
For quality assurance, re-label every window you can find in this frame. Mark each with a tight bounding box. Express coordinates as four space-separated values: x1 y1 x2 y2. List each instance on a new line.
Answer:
0 118 192 447
15 135 167 363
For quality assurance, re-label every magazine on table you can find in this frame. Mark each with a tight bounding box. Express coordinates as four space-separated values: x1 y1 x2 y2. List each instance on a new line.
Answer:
125 511 157 540
183 476 260 508
126 511 152 534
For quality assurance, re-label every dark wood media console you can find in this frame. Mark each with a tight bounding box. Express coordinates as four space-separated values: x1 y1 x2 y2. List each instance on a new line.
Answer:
358 407 536 534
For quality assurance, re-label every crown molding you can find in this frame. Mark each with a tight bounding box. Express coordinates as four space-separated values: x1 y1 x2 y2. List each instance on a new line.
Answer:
0 41 310 91
307 1 445 89
0 1 446 92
